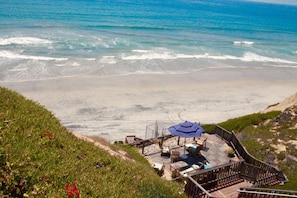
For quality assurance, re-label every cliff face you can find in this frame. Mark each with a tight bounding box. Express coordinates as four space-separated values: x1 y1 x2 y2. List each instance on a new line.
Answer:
262 92 297 130
262 92 297 113
272 105 297 124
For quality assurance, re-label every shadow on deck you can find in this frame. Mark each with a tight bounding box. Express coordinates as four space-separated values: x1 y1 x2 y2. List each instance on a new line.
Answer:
141 133 241 181
127 125 292 197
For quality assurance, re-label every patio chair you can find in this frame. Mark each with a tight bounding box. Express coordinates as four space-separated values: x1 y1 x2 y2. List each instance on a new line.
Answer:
201 137 207 149
152 162 165 176
194 137 208 150
159 142 170 158
186 144 203 159
161 146 170 157
170 150 180 162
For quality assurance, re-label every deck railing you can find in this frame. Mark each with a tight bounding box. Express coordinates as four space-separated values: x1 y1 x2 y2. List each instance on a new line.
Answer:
185 160 244 197
184 125 290 198
185 176 221 198
214 125 288 185
238 187 297 197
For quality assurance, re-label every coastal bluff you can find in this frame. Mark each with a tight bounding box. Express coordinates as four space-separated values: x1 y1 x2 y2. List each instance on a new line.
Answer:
262 92 297 113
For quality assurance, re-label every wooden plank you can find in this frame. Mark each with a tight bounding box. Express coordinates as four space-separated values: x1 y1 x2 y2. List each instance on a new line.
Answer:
210 181 252 198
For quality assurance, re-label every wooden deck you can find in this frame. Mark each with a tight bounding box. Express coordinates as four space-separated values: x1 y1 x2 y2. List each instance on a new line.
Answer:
142 133 238 180
141 133 250 196
210 181 252 198
133 125 292 197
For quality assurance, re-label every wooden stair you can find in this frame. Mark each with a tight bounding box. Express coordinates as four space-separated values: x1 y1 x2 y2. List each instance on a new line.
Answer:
210 181 252 198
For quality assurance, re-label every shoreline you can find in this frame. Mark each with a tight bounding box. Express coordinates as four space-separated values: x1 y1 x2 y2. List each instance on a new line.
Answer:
1 67 297 142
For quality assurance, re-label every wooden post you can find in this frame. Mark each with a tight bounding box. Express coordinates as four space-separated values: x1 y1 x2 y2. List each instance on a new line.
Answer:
177 136 180 145
154 120 158 138
142 141 145 154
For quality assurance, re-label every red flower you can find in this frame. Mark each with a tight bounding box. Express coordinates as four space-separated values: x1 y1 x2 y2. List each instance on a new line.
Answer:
65 183 80 197
67 191 74 197
45 130 52 140
19 182 24 188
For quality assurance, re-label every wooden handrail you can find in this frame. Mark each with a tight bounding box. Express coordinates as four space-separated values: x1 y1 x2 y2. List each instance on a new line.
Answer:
238 187 297 197
186 176 221 198
214 125 288 184
183 125 293 198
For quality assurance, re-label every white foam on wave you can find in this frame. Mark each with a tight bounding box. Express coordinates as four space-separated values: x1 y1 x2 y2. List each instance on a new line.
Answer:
99 56 117 64
71 62 80 67
86 58 96 61
99 37 132 49
123 48 244 61
233 40 254 46
122 50 173 60
123 50 240 61
0 50 67 61
0 37 52 45
121 48 297 65
132 50 151 53
241 52 296 64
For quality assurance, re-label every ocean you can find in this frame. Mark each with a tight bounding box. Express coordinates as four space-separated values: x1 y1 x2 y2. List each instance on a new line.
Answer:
1 0 297 81
1 0 297 141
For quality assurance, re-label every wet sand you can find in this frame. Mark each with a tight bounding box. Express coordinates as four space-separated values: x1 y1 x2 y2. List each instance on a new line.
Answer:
1 67 297 142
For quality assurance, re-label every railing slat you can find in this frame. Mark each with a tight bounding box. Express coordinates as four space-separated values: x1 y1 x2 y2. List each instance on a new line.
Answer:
238 187 297 197
214 125 288 185
184 125 292 198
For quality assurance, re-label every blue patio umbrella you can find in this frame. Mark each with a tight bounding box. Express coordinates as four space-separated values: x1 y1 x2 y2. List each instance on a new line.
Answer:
168 120 204 138
168 121 204 156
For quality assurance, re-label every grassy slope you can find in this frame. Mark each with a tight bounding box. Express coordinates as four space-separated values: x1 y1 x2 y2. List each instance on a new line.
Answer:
0 87 185 197
1 86 296 197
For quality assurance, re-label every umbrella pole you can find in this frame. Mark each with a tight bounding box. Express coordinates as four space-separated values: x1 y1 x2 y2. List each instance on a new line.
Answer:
184 138 186 155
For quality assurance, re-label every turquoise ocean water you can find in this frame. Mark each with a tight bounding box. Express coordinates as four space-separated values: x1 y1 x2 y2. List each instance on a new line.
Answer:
0 0 297 82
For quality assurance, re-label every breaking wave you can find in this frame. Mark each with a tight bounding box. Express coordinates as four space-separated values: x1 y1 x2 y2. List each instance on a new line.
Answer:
0 37 52 45
233 40 254 46
0 50 67 61
121 49 296 65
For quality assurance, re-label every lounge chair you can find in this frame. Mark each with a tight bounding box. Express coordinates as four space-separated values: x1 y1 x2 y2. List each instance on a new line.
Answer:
186 144 203 158
179 163 204 177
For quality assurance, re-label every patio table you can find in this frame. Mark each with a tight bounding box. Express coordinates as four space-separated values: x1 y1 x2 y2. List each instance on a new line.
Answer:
170 161 188 172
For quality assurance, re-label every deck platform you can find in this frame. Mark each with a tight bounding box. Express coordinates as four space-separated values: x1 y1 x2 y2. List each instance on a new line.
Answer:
141 133 240 180
140 133 253 197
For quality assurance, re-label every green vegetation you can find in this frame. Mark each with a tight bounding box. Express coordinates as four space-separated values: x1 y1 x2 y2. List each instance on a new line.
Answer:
215 111 297 190
1 85 296 196
0 87 185 197
219 111 281 132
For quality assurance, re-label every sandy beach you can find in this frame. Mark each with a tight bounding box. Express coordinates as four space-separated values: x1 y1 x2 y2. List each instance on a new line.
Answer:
1 67 297 142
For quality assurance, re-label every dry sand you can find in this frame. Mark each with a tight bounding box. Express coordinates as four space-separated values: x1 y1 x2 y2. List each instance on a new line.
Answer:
262 92 297 113
1 67 297 142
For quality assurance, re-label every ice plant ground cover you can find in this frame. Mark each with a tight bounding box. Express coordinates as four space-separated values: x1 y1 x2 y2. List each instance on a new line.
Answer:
1 86 297 197
0 87 186 197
